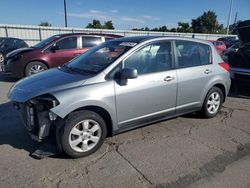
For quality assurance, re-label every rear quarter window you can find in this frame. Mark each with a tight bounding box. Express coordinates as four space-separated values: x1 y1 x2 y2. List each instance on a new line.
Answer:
82 37 102 48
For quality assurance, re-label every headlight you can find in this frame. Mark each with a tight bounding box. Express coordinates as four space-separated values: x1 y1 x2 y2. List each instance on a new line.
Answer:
13 54 23 60
6 52 22 60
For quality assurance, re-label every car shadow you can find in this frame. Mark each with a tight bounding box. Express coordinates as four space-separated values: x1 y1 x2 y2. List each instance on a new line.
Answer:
0 101 39 154
229 86 250 99
0 72 19 82
0 101 70 159
181 86 250 119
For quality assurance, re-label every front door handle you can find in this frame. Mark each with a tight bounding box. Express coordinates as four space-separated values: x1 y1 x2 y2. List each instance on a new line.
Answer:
164 76 175 82
204 69 212 74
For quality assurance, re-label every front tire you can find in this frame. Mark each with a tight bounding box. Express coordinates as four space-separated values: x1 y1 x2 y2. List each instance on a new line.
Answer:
61 111 107 158
200 87 223 118
0 52 5 64
25 61 48 77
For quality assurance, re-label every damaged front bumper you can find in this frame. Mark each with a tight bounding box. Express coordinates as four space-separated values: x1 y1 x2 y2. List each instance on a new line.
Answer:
14 95 60 142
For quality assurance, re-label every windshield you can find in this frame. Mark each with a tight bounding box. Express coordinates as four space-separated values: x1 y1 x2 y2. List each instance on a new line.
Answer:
66 41 136 74
33 35 60 48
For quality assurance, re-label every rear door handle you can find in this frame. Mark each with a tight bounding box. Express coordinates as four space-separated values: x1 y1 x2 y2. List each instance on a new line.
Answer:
204 69 212 74
164 76 175 82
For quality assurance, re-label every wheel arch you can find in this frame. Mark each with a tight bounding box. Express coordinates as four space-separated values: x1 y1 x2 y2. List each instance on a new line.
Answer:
213 83 226 102
69 105 113 137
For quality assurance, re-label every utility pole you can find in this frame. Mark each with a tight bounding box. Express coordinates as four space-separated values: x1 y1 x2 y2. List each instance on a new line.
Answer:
226 0 233 35
64 0 68 27
234 12 238 25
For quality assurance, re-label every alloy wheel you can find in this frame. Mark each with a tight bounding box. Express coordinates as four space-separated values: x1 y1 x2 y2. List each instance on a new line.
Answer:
29 65 45 75
207 92 221 114
0 53 4 63
69 119 102 153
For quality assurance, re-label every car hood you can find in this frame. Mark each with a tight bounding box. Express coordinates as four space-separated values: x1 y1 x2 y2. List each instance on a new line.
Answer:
9 68 91 103
6 47 34 58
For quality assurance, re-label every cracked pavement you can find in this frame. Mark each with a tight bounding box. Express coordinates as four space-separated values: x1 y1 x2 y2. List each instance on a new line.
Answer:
0 73 250 188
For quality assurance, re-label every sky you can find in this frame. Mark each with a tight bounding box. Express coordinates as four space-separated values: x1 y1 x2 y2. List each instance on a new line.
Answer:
0 0 249 30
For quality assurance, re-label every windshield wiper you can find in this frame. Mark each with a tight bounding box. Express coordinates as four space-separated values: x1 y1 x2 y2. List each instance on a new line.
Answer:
60 65 96 75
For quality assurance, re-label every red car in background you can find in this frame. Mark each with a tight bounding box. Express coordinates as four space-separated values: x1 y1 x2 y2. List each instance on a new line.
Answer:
1 33 121 78
209 40 227 56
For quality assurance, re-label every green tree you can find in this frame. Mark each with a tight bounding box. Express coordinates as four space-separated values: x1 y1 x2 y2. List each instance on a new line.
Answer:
170 28 177 32
191 11 221 34
177 22 192 33
132 26 169 32
158 26 169 32
151 27 159 32
86 20 102 29
39 21 51 27
103 20 115 29
216 24 226 34
86 20 115 29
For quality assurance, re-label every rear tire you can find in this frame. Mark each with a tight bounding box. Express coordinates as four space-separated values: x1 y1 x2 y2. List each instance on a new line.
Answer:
61 111 107 158
200 87 223 118
25 61 48 77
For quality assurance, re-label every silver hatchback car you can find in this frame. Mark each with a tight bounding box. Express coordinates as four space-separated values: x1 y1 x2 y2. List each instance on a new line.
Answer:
9 36 231 158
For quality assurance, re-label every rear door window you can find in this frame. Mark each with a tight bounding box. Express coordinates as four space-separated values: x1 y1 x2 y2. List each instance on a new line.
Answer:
82 37 102 48
175 41 212 68
56 36 77 50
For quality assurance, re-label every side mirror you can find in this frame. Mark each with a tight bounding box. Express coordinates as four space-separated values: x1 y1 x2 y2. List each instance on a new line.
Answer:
120 68 138 79
51 45 59 52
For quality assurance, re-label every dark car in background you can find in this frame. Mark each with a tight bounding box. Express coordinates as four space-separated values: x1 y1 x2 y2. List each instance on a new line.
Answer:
223 41 240 62
0 37 28 65
1 33 121 78
227 20 250 89
217 36 238 48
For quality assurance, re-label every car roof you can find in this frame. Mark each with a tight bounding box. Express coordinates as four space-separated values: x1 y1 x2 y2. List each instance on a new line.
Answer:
52 33 122 38
110 35 212 45
0 37 24 40
109 36 159 43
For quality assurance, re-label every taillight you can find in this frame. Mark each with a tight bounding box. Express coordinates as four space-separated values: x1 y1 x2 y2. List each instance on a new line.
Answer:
219 62 231 72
